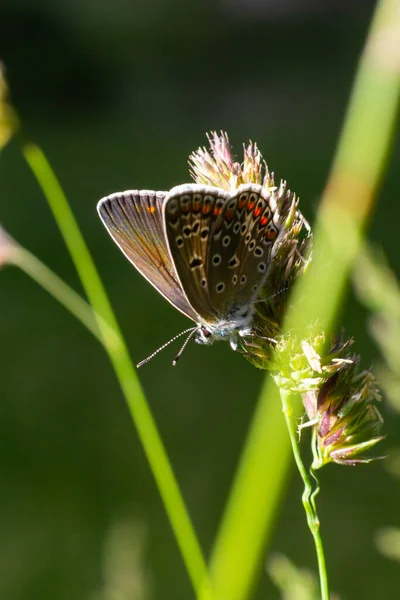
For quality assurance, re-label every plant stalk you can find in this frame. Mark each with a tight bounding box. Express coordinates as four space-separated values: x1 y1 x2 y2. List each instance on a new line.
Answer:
22 143 210 599
280 389 330 600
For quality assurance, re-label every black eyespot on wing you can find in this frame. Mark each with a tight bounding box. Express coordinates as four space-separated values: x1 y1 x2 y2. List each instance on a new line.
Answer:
190 257 203 269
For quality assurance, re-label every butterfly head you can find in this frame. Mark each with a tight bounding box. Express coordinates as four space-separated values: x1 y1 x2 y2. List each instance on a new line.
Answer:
194 304 255 347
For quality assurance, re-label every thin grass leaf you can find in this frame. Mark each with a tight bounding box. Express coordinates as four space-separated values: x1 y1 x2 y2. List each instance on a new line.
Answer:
205 1 400 599
22 143 210 599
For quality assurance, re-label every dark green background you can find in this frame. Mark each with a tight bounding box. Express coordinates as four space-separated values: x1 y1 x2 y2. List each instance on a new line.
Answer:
0 1 399 598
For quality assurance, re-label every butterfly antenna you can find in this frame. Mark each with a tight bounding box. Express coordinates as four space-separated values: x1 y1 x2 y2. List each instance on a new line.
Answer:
137 327 197 368
251 285 289 305
172 327 200 366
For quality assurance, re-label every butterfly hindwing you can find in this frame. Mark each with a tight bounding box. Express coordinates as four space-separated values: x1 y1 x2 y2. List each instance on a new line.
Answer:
97 190 198 321
163 184 231 322
206 184 281 315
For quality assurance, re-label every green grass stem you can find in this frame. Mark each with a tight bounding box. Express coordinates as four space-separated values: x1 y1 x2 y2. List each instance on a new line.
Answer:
206 1 400 599
22 143 210 599
280 390 329 600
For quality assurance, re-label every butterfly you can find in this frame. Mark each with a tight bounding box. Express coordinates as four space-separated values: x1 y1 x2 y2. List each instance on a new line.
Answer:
97 183 282 365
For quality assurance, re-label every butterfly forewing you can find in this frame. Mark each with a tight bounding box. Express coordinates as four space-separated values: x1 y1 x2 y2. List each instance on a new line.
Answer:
97 190 198 321
163 184 231 323
206 184 281 315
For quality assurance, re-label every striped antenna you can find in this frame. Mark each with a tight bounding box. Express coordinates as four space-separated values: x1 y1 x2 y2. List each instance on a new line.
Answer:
137 326 197 368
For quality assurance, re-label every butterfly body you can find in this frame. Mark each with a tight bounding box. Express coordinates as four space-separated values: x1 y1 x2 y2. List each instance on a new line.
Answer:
97 183 281 360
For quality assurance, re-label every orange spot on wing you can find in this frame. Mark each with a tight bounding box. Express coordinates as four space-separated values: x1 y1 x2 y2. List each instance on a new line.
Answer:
202 204 213 215
213 206 222 216
254 207 262 217
260 215 269 226
146 206 156 214
266 229 277 240
247 201 255 212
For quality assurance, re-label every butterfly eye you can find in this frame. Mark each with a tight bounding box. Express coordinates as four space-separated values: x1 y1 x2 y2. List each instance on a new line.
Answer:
200 326 212 339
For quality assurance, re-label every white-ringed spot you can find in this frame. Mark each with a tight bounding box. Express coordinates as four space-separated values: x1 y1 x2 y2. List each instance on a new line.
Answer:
176 236 184 247
189 257 203 270
180 195 191 207
248 240 256 251
232 274 238 285
167 200 178 213
222 235 231 247
216 282 225 294
212 254 222 266
240 275 247 284
258 262 267 273
254 246 264 257
228 255 240 268
233 222 241 234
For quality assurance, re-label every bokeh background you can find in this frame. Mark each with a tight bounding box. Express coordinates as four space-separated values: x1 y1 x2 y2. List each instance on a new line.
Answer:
0 0 399 599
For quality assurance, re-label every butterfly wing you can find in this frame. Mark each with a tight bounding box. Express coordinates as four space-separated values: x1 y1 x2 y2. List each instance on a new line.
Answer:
206 183 281 315
97 190 198 321
163 184 231 322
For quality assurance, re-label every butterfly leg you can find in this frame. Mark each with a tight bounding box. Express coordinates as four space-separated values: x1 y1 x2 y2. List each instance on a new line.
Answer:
298 416 319 440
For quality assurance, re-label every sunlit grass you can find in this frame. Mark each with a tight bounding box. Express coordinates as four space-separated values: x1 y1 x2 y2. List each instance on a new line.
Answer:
0 0 399 598
23 143 210 599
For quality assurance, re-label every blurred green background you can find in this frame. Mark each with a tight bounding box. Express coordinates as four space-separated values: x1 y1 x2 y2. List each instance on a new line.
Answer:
0 1 399 599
